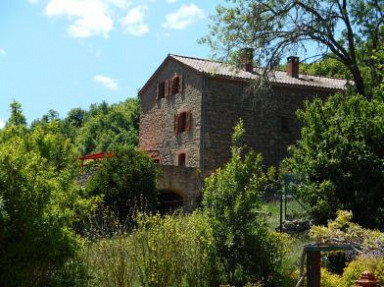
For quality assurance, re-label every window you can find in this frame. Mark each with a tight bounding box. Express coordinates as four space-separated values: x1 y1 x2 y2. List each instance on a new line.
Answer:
156 74 183 99
171 75 180 95
178 153 186 166
157 82 166 99
174 110 191 134
279 117 290 133
153 158 160 164
179 112 187 132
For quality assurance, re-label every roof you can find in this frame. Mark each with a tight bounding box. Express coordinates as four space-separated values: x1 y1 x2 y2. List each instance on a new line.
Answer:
170 54 349 91
139 54 349 96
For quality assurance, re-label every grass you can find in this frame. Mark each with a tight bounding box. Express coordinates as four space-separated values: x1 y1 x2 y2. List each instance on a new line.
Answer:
262 199 312 283
262 199 309 231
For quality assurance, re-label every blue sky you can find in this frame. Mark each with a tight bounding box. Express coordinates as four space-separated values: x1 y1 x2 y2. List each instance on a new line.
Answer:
0 0 221 127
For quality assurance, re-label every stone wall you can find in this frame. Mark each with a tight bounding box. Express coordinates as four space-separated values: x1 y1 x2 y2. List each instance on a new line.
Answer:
140 59 336 202
139 59 203 168
202 77 331 175
157 165 203 209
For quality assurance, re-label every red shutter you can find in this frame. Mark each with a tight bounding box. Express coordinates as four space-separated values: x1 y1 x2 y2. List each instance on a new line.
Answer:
155 83 159 99
165 80 170 97
174 114 179 134
178 74 183 93
186 111 191 131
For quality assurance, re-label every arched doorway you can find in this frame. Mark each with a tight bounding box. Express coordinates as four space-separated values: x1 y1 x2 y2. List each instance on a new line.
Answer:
157 189 184 213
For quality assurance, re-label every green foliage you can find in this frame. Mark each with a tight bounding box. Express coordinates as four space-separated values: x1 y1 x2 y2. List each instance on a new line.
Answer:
300 58 351 79
76 99 140 154
130 212 215 287
201 0 383 96
77 211 214 287
0 102 103 286
308 210 384 286
319 268 343 287
6 100 27 127
283 92 384 228
84 147 158 226
309 210 384 254
0 131 79 286
340 256 384 287
203 120 288 285
79 236 136 287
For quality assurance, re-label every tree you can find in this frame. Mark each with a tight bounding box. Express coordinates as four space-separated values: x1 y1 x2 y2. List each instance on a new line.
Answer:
203 120 281 285
283 91 384 228
84 147 158 227
201 0 383 97
76 99 140 154
0 127 86 286
6 100 26 127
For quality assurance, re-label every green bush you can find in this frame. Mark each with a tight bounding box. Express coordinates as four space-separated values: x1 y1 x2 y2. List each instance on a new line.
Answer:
76 211 214 287
341 256 384 287
0 130 80 286
130 211 214 287
203 120 289 285
80 237 136 287
84 147 158 233
320 268 342 287
283 92 384 228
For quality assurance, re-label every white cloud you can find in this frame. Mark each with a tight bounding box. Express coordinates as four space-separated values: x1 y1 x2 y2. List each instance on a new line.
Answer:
94 75 118 90
121 5 149 37
162 4 205 30
45 0 127 38
0 48 6 57
0 120 5 129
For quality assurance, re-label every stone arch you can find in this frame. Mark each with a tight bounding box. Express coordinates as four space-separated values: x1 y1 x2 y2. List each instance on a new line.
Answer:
157 189 184 213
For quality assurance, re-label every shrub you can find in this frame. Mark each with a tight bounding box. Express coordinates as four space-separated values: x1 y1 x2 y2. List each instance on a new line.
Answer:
283 92 384 228
0 136 79 286
340 256 384 287
203 120 289 285
80 236 136 287
84 147 158 231
130 211 214 287
320 268 342 287
77 211 215 287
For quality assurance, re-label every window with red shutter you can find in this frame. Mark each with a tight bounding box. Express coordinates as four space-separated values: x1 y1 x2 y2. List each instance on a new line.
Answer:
175 110 191 134
185 111 191 131
171 76 179 95
179 112 187 132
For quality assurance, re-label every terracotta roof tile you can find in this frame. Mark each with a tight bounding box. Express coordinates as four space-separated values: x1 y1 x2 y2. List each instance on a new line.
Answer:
170 54 349 90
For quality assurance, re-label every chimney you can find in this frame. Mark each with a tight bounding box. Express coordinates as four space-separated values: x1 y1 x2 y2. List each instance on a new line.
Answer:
239 48 254 72
287 56 299 78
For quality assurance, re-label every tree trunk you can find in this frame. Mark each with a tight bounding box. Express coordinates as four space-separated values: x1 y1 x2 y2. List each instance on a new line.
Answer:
350 65 366 98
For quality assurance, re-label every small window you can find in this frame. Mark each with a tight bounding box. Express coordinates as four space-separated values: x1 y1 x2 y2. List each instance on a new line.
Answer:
179 112 187 132
171 76 179 95
157 82 165 99
174 110 192 134
178 153 186 166
279 117 290 133
153 158 160 164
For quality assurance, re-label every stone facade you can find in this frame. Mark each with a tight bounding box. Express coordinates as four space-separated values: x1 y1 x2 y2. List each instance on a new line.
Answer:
139 54 347 205
139 60 203 168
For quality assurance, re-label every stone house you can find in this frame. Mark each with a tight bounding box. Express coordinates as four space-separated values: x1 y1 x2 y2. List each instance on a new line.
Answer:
138 51 348 209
